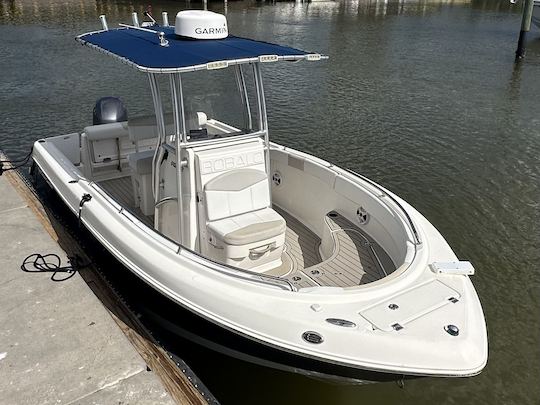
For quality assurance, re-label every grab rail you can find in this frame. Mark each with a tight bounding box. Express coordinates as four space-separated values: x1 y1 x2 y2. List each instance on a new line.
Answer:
155 196 177 209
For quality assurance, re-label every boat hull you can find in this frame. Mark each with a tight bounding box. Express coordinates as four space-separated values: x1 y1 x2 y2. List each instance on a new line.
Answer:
31 136 488 381
139 291 410 384
30 169 412 384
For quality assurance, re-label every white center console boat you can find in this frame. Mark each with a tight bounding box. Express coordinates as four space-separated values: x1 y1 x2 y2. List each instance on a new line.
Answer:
32 10 488 382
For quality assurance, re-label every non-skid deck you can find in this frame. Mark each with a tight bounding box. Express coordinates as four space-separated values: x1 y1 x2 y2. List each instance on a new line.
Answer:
266 207 323 278
270 209 395 289
99 176 154 228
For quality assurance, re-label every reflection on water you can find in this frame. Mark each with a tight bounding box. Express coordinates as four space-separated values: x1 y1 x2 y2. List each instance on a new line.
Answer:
0 0 526 24
0 0 539 404
0 0 156 24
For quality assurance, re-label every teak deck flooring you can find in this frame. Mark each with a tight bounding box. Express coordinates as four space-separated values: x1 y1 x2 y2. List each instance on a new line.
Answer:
99 177 154 228
273 208 395 289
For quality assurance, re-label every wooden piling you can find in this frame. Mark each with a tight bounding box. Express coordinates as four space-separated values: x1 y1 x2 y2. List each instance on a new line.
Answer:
515 0 535 61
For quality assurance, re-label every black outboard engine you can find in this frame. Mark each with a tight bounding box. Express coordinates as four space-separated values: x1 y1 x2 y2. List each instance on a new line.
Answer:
93 97 128 125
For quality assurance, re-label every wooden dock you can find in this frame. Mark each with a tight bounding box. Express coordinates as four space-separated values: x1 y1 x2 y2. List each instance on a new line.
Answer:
0 151 214 404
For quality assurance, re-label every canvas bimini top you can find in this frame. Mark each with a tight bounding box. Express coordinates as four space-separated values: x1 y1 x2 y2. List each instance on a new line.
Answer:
76 10 326 74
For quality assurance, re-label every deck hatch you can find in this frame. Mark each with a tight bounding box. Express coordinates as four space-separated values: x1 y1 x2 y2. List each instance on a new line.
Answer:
359 280 460 332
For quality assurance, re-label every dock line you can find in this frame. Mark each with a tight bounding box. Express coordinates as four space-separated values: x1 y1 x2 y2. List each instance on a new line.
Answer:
21 253 91 282
0 147 33 176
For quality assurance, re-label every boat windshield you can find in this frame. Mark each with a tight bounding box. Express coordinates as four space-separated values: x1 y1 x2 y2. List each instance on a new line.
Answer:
181 65 261 140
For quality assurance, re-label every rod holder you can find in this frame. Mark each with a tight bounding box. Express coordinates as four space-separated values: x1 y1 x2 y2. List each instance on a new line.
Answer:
99 15 108 31
162 12 169 27
132 12 140 27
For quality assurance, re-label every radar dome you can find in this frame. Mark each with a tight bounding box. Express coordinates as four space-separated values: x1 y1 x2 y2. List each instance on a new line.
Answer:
175 10 228 40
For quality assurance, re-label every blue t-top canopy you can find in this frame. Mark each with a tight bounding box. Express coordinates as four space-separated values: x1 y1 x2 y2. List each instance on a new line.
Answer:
76 26 324 73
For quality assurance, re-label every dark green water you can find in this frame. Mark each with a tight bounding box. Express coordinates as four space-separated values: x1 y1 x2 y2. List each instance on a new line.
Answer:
1 0 539 404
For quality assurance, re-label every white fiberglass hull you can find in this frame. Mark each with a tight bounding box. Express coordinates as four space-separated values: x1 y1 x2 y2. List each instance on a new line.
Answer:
32 137 488 381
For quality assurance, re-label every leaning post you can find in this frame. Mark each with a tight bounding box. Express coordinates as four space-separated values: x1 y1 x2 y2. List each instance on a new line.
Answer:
515 0 535 61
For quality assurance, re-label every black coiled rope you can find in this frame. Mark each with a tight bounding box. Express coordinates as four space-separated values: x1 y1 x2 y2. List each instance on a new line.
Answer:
21 253 92 282
0 147 33 176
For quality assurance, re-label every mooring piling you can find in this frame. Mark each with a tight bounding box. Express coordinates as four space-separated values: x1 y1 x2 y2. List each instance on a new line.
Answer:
515 0 535 61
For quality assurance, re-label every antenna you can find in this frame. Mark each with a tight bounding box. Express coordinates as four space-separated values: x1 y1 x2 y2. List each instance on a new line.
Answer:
143 5 157 25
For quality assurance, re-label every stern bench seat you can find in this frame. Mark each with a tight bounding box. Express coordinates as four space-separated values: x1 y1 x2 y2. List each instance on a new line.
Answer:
81 122 130 178
81 121 157 181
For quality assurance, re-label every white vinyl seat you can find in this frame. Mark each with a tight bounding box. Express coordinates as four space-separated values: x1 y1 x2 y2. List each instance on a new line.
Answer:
204 169 286 272
81 122 129 178
208 209 286 246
